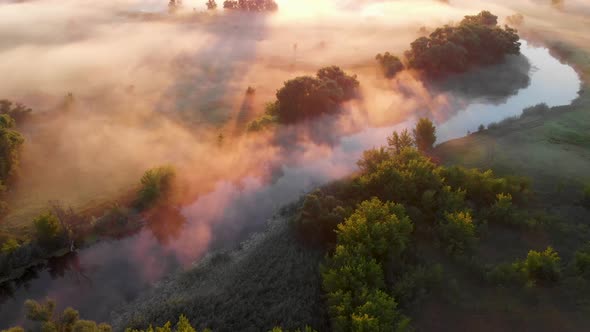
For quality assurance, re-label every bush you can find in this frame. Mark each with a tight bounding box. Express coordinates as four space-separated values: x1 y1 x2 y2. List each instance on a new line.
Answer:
522 247 561 285
573 244 590 279
437 211 477 256
136 166 176 210
582 183 590 209
488 193 516 225
521 103 550 118
487 262 527 286
1 238 20 254
18 299 113 332
33 212 64 249
375 52 404 79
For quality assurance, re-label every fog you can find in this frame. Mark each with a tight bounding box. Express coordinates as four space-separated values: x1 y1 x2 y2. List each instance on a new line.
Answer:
0 0 588 326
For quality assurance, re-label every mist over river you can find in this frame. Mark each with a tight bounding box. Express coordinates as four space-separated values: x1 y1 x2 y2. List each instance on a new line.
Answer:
0 38 580 327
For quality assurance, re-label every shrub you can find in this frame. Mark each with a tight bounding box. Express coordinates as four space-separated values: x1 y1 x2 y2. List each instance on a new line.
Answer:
125 316 208 332
488 193 517 225
375 52 404 79
521 103 550 118
19 300 113 332
437 211 477 256
522 247 561 285
582 183 590 209
1 238 20 254
33 212 64 249
136 166 176 210
487 262 527 286
573 244 590 279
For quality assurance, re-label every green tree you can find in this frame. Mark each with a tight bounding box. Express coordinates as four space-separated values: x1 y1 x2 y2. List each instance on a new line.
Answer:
413 118 436 152
375 52 404 79
33 212 64 249
274 67 358 124
522 247 561 285
1 238 20 254
574 243 590 279
136 166 176 210
387 129 414 154
0 113 24 183
404 11 520 76
437 210 477 256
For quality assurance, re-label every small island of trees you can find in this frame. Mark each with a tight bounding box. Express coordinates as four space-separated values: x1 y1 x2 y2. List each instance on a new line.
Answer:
404 11 521 76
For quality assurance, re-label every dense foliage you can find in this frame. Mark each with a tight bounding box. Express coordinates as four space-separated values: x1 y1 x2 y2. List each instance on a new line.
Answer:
322 198 412 331
375 52 404 79
0 99 31 124
412 117 436 152
0 113 24 184
33 212 64 250
404 11 521 76
273 66 359 124
136 166 176 210
1 299 113 332
488 247 562 287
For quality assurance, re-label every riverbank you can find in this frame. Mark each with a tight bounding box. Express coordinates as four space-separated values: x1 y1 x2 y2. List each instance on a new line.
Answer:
111 38 590 331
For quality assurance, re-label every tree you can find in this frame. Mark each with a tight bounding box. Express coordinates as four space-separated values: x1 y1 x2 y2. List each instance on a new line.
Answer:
437 210 477 256
0 99 32 124
206 0 217 10
223 0 277 11
413 118 436 152
404 11 520 76
136 166 176 210
387 129 414 154
375 52 404 79
33 212 64 249
274 67 359 124
522 247 561 285
0 113 24 183
21 299 112 332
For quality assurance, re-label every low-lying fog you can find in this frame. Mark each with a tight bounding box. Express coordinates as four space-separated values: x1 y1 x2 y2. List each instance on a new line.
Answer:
0 0 587 327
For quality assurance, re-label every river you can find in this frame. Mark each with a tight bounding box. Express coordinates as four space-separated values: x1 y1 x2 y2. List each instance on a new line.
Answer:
0 40 581 328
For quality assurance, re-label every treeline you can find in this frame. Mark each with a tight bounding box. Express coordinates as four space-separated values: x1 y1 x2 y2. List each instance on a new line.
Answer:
0 165 176 279
3 299 317 332
376 11 521 78
0 100 27 215
205 0 278 11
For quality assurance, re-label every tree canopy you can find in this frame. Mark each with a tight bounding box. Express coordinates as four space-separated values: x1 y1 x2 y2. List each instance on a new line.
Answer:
274 66 359 124
404 11 521 76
